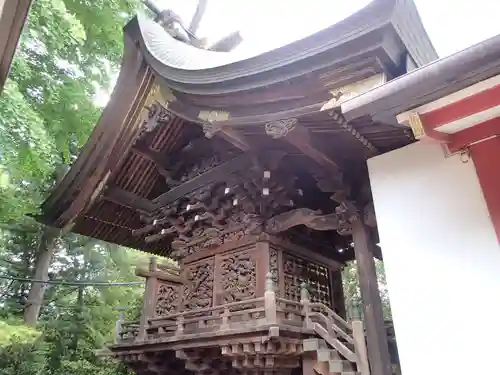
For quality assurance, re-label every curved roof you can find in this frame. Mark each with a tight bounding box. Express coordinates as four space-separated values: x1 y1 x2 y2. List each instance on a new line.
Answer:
122 0 438 128
37 0 435 256
137 0 436 89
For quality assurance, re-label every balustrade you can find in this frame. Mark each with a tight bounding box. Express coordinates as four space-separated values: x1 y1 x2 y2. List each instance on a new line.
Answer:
115 260 368 375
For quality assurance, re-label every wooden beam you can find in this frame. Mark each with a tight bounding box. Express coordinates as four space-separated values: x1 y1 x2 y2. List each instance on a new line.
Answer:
130 144 179 183
265 208 341 234
152 153 253 206
130 144 167 168
351 219 391 375
103 186 156 213
284 123 341 171
218 128 251 151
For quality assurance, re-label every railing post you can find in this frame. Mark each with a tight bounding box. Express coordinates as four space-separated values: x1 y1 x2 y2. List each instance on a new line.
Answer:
176 314 184 336
300 282 311 328
264 272 277 325
351 303 370 375
115 310 124 344
221 306 230 330
136 257 158 342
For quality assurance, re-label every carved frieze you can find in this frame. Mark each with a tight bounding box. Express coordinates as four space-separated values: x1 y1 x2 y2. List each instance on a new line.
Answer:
182 259 214 310
219 251 257 307
155 282 180 316
146 166 298 260
171 211 264 259
269 248 279 295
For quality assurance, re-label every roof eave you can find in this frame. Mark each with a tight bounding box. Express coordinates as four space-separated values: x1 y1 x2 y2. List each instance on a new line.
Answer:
341 34 500 123
0 0 32 93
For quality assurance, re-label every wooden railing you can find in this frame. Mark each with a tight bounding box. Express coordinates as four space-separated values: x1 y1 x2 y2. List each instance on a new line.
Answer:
117 272 304 344
300 284 369 375
115 273 368 375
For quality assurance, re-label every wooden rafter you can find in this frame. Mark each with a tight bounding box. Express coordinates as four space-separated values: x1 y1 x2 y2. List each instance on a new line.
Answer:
284 123 341 171
103 186 155 213
152 153 253 206
217 128 251 151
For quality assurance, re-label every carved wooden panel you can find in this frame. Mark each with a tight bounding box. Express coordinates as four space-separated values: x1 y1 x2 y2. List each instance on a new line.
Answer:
269 248 279 295
155 282 180 316
282 252 331 306
218 250 257 308
182 258 215 310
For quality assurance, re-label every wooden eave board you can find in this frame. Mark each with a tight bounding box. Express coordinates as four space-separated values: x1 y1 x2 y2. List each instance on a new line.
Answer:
341 34 500 123
133 0 435 87
0 0 32 93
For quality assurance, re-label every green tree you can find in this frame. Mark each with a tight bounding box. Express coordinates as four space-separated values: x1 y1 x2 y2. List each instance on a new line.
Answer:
0 0 151 374
342 259 392 320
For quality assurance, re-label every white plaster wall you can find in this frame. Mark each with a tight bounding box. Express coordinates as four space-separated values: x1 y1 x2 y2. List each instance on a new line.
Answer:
367 142 500 375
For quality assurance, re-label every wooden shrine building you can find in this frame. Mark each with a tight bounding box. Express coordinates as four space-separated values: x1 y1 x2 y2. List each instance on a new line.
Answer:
37 1 439 375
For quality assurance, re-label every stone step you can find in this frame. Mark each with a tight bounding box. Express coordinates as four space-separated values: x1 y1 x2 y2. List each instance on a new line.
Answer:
303 338 328 352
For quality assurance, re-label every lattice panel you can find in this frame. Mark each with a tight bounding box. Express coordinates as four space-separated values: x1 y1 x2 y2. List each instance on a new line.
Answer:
282 252 331 306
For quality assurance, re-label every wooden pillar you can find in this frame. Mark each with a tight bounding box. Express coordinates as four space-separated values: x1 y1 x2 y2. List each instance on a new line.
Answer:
264 272 277 324
136 257 158 342
331 269 347 319
352 219 391 375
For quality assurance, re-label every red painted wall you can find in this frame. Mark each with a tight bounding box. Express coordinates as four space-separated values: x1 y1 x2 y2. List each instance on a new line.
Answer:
471 137 500 242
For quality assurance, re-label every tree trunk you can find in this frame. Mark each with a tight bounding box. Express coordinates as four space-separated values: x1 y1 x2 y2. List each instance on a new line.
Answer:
23 226 60 326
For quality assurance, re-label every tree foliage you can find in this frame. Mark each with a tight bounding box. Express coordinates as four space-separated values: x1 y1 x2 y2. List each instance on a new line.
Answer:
0 1 146 374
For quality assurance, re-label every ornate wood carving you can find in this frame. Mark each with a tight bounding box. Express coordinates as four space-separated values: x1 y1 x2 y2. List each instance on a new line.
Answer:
219 251 257 306
282 252 331 306
142 102 172 134
141 163 299 260
269 248 279 295
265 118 298 139
182 259 214 310
155 282 180 316
265 207 355 236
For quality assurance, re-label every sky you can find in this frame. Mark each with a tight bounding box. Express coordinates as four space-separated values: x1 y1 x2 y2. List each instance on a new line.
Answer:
95 0 500 106
156 0 500 58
